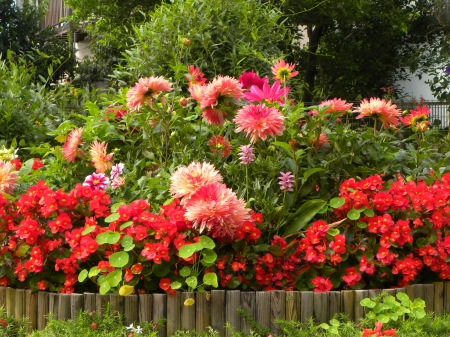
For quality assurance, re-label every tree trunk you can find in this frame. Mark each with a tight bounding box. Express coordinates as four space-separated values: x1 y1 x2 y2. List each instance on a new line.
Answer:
302 24 324 103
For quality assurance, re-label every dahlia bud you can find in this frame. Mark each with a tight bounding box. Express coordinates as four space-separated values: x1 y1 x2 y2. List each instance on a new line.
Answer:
179 97 189 106
181 38 191 46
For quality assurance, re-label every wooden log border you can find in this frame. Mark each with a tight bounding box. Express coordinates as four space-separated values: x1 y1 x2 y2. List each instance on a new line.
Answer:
0 283 448 337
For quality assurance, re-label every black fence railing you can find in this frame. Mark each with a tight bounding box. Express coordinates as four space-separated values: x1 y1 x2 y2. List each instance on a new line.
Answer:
304 100 450 130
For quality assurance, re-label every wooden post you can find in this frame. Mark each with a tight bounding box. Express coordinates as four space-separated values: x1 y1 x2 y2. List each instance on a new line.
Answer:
70 293 84 320
110 294 125 315
138 294 152 324
37 291 49 330
180 292 195 331
6 287 15 317
48 293 59 320
255 292 271 329
328 291 341 320
226 290 241 337
124 294 139 326
25 289 37 332
405 285 414 300
341 290 355 321
196 291 211 332
300 291 314 323
211 290 226 337
95 294 111 317
313 292 328 323
434 282 444 316
0 287 6 308
423 284 434 313
445 282 450 313
368 289 383 299
383 289 396 297
354 290 368 322
241 292 256 334
83 293 96 314
166 291 181 337
14 289 25 322
58 293 71 320
285 291 300 322
270 291 285 335
152 293 167 337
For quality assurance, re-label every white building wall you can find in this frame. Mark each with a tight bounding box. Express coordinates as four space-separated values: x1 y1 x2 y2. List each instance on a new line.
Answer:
396 72 438 101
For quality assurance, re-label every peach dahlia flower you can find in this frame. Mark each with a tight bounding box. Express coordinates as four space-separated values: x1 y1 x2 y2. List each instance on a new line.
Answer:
62 128 84 163
126 76 172 111
0 160 19 194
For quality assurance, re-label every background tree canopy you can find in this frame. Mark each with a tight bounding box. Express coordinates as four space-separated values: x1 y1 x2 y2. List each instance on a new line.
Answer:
34 0 444 101
0 0 75 84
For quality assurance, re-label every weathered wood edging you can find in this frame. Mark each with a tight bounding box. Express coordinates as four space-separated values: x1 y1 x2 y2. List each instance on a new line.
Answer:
0 283 447 336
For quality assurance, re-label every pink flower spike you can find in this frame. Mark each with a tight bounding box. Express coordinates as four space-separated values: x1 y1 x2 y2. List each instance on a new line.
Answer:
239 145 255 165
278 172 294 192
83 173 110 191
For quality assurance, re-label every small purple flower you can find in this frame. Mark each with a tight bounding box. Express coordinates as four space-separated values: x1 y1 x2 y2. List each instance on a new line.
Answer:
110 162 124 180
239 145 255 165
83 173 109 190
446 66 450 74
278 172 295 192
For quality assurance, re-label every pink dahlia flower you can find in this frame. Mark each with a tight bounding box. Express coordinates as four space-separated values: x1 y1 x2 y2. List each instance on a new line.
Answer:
170 162 223 201
354 98 401 127
83 173 109 190
399 105 430 131
238 70 268 90
244 80 289 104
186 65 207 87
234 104 285 143
62 128 84 163
319 98 353 116
184 182 250 239
310 132 330 150
0 160 19 194
126 76 172 110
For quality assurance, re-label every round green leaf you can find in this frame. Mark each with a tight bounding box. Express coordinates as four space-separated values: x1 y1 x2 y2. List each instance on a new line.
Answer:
329 197 345 208
99 281 111 294
179 266 191 277
360 298 376 308
96 232 109 245
376 314 390 323
109 251 129 268
89 266 100 277
121 235 134 248
179 244 197 259
186 276 198 289
327 228 340 237
202 249 217 264
82 226 96 235
106 270 122 287
152 263 170 277
105 213 120 223
105 232 121 244
357 222 367 229
363 208 375 217
203 273 218 288
199 236 215 249
171 281 182 290
347 209 361 220
78 269 88 282
120 221 133 230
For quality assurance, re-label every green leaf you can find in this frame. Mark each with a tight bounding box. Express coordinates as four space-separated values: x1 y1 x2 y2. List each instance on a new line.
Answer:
82 226 96 235
283 199 327 235
171 281 182 290
106 270 122 287
105 213 120 223
363 208 375 217
347 209 360 220
99 281 111 294
272 141 294 155
360 298 376 308
78 269 88 282
109 251 129 268
327 228 340 236
199 236 215 249
203 273 218 288
152 263 170 277
301 168 324 185
96 232 121 245
186 276 198 289
88 266 100 278
120 221 133 230
179 244 197 259
202 249 217 264
329 197 345 208
18 159 33 175
396 292 410 304
121 235 134 248
357 222 367 228
179 266 191 277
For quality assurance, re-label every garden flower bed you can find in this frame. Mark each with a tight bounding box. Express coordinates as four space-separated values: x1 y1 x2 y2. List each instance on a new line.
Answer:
1 61 450 336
